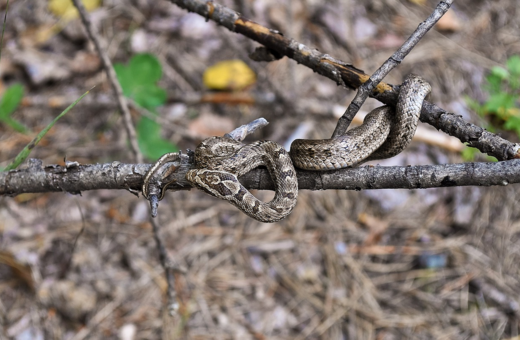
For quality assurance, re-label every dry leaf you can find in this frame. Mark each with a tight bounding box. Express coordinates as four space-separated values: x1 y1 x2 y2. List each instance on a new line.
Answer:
358 213 390 246
367 33 405 49
188 112 235 137
69 51 101 74
19 24 58 48
435 10 462 32
203 60 256 91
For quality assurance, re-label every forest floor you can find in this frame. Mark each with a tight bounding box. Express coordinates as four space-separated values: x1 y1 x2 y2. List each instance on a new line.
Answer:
1 0 520 339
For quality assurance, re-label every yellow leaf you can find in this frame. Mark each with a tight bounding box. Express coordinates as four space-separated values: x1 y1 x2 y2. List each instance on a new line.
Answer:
48 0 101 21
506 107 520 117
408 0 426 5
203 60 256 91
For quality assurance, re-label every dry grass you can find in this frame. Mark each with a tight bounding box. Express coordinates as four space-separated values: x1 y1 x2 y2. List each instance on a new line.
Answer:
1 0 520 339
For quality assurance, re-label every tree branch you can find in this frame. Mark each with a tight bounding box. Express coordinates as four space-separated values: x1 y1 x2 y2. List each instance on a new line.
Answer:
1 158 517 196
166 0 520 161
333 0 452 138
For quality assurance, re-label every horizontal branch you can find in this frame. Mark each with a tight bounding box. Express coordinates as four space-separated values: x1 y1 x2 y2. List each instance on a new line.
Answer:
167 0 520 161
1 158 517 196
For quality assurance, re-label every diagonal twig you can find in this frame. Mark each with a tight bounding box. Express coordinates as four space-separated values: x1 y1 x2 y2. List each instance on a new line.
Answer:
150 217 180 316
332 0 453 138
166 0 519 162
71 0 143 163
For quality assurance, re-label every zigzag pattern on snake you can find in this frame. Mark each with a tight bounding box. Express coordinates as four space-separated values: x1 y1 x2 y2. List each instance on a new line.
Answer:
153 75 431 223
186 138 298 223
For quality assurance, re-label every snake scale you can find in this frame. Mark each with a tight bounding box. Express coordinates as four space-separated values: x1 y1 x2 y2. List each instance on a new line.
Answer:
143 74 431 223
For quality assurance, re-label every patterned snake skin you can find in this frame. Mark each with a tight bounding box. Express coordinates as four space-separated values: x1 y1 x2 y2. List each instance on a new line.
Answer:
146 75 431 223
186 138 298 223
290 74 431 169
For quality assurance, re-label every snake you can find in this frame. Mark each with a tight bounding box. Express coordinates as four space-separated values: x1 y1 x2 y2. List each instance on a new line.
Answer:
143 74 431 223
185 138 298 223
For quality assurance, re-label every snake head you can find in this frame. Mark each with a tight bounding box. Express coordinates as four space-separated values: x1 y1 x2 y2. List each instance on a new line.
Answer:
186 169 241 198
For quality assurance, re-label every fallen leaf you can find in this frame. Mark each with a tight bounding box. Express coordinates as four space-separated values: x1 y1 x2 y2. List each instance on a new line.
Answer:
19 24 58 48
367 33 405 49
358 213 390 246
69 51 101 74
48 0 101 21
106 204 130 223
435 10 462 32
203 60 256 91
188 112 234 137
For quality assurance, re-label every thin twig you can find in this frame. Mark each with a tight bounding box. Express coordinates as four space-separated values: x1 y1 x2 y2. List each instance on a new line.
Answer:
71 0 142 163
150 217 179 316
58 200 87 279
0 0 9 62
332 0 453 138
166 0 520 161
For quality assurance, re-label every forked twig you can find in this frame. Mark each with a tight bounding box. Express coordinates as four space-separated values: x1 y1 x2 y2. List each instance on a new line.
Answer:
332 0 453 138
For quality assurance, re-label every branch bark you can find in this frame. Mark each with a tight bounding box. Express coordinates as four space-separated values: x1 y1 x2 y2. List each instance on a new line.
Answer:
166 0 520 161
1 158 517 196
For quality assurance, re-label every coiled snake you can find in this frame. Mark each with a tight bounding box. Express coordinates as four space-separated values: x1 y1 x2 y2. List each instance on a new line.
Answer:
143 74 431 223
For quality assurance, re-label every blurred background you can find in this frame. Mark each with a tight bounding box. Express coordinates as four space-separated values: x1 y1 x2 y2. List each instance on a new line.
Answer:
1 0 520 338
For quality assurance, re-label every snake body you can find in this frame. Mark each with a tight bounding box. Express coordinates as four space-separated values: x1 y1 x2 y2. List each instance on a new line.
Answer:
290 75 431 169
147 75 431 223
186 138 298 223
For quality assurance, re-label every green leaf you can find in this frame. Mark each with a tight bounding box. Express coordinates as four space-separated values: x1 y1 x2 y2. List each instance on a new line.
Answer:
131 85 167 109
137 115 161 136
114 53 171 157
0 84 27 133
140 137 179 160
464 96 485 116
4 117 28 133
2 90 90 171
490 66 509 80
485 73 504 94
507 55 520 77
114 63 133 97
509 76 520 91
504 115 520 136
114 54 166 109
129 53 163 85
484 92 516 114
461 147 479 162
136 117 178 160
0 83 24 118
